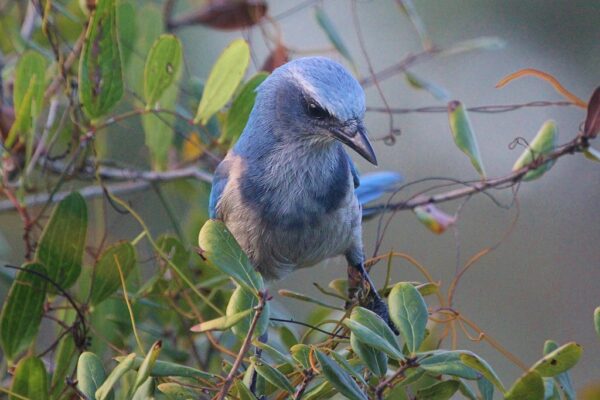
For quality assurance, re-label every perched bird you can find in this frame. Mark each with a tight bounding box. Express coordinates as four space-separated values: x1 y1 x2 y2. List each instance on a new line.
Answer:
209 57 400 329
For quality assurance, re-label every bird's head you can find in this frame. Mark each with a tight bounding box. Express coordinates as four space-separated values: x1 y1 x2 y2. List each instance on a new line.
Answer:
255 57 377 165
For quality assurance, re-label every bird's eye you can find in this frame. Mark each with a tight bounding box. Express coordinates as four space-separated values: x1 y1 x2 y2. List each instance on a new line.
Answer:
307 102 330 119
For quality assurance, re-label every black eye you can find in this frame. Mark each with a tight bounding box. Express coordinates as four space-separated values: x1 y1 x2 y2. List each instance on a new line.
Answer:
307 102 330 119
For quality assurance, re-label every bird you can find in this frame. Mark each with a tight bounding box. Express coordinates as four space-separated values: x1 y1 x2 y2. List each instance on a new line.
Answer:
209 56 401 330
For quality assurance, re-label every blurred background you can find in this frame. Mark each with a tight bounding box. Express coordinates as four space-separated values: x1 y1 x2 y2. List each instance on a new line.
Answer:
1 0 599 393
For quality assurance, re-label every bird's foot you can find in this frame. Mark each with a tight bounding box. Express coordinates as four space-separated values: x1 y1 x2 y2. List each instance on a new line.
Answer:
346 264 399 335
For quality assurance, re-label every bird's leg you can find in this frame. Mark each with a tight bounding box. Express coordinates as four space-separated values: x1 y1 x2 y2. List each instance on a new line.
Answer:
347 262 399 335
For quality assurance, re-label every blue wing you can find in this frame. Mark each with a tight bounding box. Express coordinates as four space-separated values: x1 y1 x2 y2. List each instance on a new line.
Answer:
355 171 403 206
208 160 231 219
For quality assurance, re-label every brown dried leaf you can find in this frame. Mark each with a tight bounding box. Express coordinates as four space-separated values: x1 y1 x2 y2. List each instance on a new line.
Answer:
169 0 267 31
261 42 288 72
584 86 600 138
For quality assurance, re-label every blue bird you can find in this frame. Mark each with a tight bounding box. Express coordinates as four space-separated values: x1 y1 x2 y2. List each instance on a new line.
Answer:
209 57 401 330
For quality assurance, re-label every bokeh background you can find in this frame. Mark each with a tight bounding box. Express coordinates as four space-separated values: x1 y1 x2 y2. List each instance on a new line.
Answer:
1 0 599 394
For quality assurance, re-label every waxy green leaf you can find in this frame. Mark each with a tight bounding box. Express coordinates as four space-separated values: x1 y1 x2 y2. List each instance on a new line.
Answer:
158 382 199 399
77 352 110 400
251 356 294 393
459 352 505 392
315 350 368 400
595 307 600 340
543 340 576 400
350 332 387 376
329 351 367 386
505 370 544 400
315 7 354 64
79 0 124 118
95 353 136 400
344 307 404 360
90 241 136 306
51 314 77 398
221 72 268 146
531 342 582 377
512 120 558 181
144 34 183 107
405 71 449 101
291 344 312 369
448 100 486 178
190 308 253 332
226 285 270 338
115 355 217 380
419 350 479 380
415 380 460 400
477 377 494 400
389 282 428 354
198 219 263 292
10 356 48 400
133 341 162 392
36 192 87 290
194 39 250 124
0 263 47 361
234 380 258 400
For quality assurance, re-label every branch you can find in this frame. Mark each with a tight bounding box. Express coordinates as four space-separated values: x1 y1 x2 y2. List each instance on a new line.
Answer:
216 292 266 400
364 134 591 215
374 357 419 400
43 30 85 101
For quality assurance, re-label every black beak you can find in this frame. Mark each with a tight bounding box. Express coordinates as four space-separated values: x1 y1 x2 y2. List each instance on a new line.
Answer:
332 120 378 165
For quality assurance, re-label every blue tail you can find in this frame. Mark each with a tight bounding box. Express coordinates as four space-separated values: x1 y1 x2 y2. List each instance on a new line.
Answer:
355 171 402 218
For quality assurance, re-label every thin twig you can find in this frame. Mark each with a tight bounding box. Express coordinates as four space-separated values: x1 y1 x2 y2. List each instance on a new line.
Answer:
374 357 419 400
216 292 266 400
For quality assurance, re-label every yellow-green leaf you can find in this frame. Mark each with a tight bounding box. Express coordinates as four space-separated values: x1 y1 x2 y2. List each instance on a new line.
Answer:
198 219 263 293
505 370 544 400
144 34 183 107
194 39 250 124
415 380 460 400
350 332 387 376
291 344 312 370
512 120 558 181
406 71 449 101
95 353 136 400
79 0 124 118
418 350 479 380
10 356 48 400
413 204 456 234
531 342 582 377
251 356 294 393
459 352 505 392
190 308 253 332
90 241 136 306
158 382 198 399
133 341 162 392
225 285 270 338
0 263 47 361
234 380 258 400
220 72 268 146
389 282 428 354
115 355 216 380
448 100 486 178
36 192 87 290
77 352 110 400
595 307 600 340
344 307 404 360
543 340 575 400
583 147 600 162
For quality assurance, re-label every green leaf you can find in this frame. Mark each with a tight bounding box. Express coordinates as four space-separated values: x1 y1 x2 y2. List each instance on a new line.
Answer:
194 39 250 124
448 100 486 178
234 380 258 400
329 351 367 386
344 307 404 360
36 192 87 290
116 1 136 67
418 350 479 379
144 34 182 107
459 352 505 392
350 333 387 376
278 289 344 310
477 377 494 400
512 120 558 180
314 350 368 400
544 378 561 400
77 352 109 400
251 356 294 393
543 340 576 400
583 147 600 162
95 353 136 400
190 308 253 332
133 341 162 392
505 370 545 400
0 262 47 361
198 219 263 293
6 50 47 148
79 0 123 118
115 355 216 380
439 36 505 57
416 282 439 297
131 377 154 400
303 380 336 400
90 241 136 306
389 282 428 354
457 380 478 400
142 83 178 170
10 356 49 400
415 380 460 400
291 344 312 369
220 72 268 146
158 382 198 400
405 71 449 101
595 307 600 340
226 284 270 338
315 7 354 64
531 342 582 377
50 328 77 398
254 340 294 366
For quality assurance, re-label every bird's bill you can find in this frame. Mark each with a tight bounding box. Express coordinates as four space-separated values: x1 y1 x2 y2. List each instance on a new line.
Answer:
332 122 378 165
